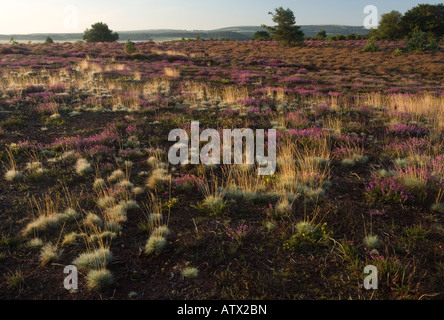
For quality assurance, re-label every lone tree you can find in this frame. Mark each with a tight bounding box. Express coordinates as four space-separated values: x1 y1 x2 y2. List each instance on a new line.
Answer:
374 10 404 40
314 30 327 40
44 36 54 44
262 7 305 46
83 22 119 43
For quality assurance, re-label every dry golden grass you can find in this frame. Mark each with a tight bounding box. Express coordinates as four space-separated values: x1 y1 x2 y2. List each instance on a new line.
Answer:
164 67 181 78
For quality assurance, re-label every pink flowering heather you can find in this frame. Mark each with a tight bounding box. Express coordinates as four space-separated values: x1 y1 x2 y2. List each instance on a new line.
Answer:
366 175 413 205
387 123 429 138
49 125 120 151
171 174 204 193
382 137 431 158
226 225 249 246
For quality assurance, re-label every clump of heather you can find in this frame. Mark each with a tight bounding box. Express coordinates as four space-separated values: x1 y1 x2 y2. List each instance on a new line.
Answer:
312 104 332 117
365 175 413 205
280 127 331 148
49 125 120 152
387 123 429 138
264 201 292 220
285 112 312 129
393 164 444 203
171 174 204 193
382 137 431 158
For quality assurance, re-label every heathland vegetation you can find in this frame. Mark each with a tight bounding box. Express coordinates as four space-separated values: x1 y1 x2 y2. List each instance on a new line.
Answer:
0 4 443 300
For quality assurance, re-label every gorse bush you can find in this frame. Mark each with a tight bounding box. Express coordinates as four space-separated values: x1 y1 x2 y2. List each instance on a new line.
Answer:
363 39 380 52
407 30 428 52
283 221 330 250
125 39 137 54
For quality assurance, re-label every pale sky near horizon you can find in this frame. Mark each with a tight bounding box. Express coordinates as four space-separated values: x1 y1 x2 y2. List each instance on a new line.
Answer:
0 0 441 34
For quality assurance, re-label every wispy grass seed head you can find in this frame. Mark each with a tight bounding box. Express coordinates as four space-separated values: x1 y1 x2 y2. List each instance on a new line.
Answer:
5 169 23 182
73 248 113 271
75 158 93 175
364 235 381 249
40 243 62 265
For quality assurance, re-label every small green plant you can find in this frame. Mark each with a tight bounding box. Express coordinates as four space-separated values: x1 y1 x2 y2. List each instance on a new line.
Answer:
197 195 226 216
283 221 330 250
394 48 403 55
5 271 25 289
431 203 444 213
402 225 429 241
0 236 22 249
181 267 199 278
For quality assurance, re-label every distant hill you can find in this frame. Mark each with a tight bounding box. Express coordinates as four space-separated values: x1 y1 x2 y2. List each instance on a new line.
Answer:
0 25 369 43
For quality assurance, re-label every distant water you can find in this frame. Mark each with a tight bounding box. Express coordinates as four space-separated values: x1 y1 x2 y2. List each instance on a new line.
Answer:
0 38 183 44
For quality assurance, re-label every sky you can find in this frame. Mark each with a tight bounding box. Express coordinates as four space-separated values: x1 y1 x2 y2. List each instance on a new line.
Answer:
0 0 442 34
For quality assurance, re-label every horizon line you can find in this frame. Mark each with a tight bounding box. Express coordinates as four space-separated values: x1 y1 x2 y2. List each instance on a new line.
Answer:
0 24 367 36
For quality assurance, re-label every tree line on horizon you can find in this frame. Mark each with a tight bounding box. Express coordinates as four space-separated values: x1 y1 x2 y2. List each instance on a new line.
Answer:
37 3 443 49
253 3 444 46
